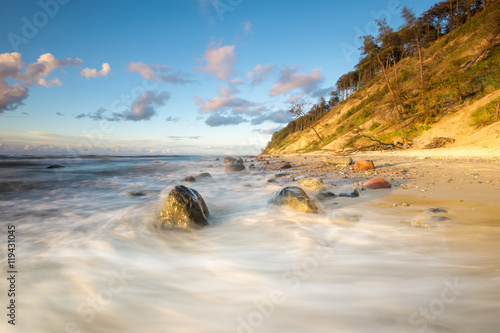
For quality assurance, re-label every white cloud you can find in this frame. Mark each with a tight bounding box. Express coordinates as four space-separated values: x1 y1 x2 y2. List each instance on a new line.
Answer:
250 110 294 125
0 52 82 113
197 95 253 114
205 113 248 127
76 91 170 122
202 42 236 81
23 53 82 86
270 66 324 96
80 63 111 79
247 64 276 85
126 62 193 84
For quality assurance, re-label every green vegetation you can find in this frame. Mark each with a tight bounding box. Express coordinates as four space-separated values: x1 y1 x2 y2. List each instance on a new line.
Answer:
263 0 500 154
471 98 500 126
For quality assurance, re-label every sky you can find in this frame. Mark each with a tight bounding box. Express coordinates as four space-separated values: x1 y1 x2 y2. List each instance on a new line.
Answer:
0 0 437 155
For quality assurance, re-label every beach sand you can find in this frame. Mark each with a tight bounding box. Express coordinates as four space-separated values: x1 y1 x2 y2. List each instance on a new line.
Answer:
257 148 500 227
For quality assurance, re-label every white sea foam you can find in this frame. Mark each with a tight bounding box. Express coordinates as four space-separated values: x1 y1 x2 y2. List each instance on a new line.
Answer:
0 156 499 333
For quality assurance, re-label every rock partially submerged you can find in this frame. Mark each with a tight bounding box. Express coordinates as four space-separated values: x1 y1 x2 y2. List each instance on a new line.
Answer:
316 191 336 200
224 157 236 163
47 165 65 169
158 185 209 229
430 216 453 222
425 208 448 215
195 172 212 179
338 189 360 197
225 163 246 172
184 176 196 182
269 186 318 213
127 191 146 196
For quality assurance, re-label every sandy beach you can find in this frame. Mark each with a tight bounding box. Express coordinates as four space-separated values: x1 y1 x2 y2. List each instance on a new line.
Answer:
257 148 500 227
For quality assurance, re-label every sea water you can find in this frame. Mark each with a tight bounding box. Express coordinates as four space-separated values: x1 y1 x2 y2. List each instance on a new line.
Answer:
0 155 499 333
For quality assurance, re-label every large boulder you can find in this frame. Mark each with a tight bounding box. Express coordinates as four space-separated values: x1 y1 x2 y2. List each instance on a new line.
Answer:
269 186 318 213
224 163 246 172
323 157 353 167
158 185 209 229
224 156 236 163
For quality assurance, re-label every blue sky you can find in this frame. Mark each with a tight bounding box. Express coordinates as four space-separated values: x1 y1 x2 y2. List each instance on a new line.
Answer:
0 0 437 155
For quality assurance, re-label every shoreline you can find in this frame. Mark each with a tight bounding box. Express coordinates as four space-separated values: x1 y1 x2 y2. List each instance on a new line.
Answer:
255 148 500 227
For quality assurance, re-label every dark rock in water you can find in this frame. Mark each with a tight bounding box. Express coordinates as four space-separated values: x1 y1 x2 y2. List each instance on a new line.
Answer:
225 163 246 172
425 208 448 215
158 185 209 229
128 191 146 196
235 157 244 164
196 172 211 179
280 162 292 169
431 216 453 222
224 156 236 163
47 165 65 169
269 186 318 213
338 189 360 197
316 191 336 200
207 165 214 168
184 176 196 182
215 157 220 161
266 177 277 183
249 164 256 170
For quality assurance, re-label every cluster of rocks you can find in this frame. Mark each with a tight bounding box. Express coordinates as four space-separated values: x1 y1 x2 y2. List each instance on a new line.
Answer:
156 157 399 230
223 156 247 172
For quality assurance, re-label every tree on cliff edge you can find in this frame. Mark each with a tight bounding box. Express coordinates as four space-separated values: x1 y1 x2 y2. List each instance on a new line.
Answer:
288 98 322 141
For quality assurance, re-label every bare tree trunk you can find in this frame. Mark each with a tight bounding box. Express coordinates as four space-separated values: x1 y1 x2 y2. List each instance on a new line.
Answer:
392 50 400 93
376 53 403 116
311 124 322 141
417 36 424 89
450 0 454 29
496 100 500 119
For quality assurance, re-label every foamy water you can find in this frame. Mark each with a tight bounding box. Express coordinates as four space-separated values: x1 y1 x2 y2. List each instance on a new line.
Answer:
1 155 499 333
